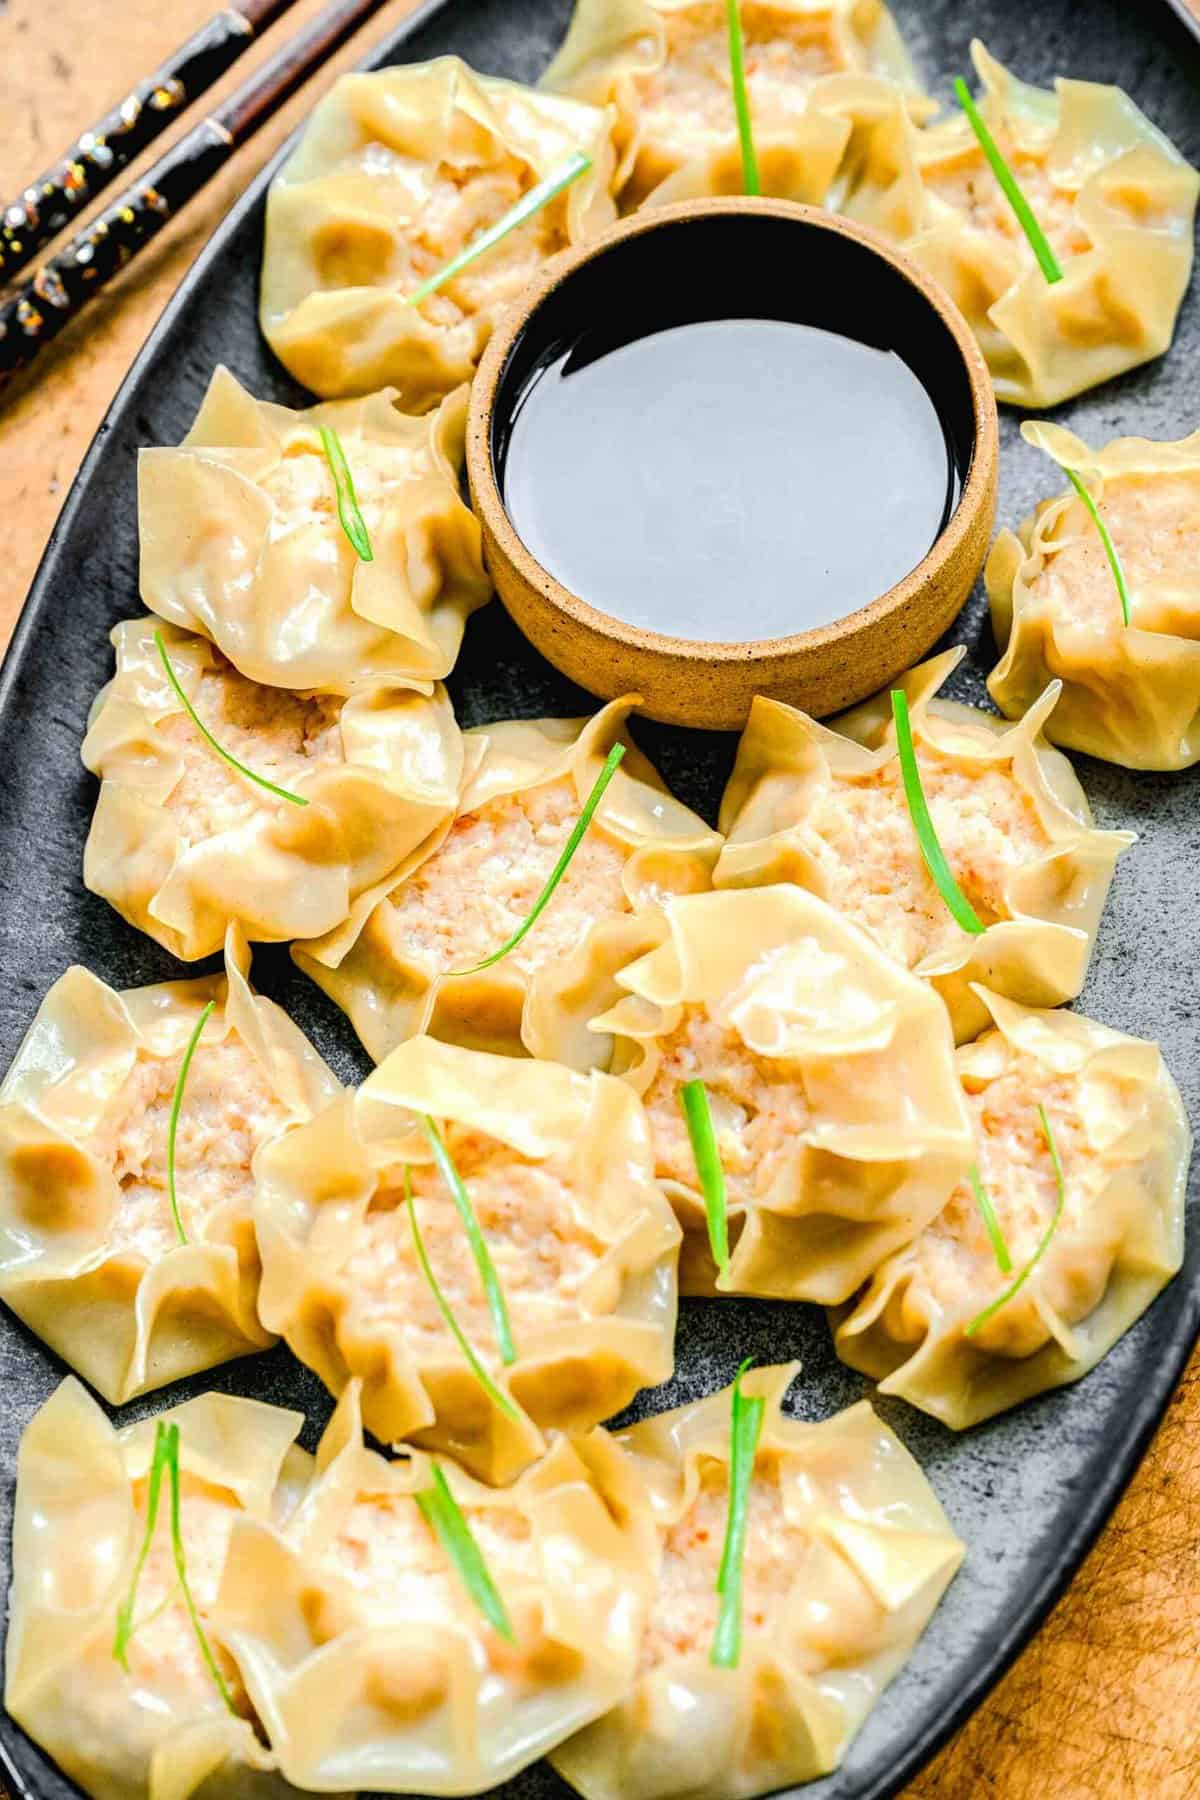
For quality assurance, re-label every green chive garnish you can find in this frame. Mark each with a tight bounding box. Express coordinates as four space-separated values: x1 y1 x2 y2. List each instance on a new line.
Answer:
679 1080 730 1277
416 1461 515 1643
165 1000 214 1247
1063 468 1131 628
725 0 761 197
154 631 309 809
407 153 592 308
317 423 374 563
892 689 986 936
968 1162 1012 1274
114 1421 237 1714
966 1104 1067 1338
953 76 1063 286
710 1359 765 1671
421 1117 516 1367
446 742 626 977
405 1168 520 1421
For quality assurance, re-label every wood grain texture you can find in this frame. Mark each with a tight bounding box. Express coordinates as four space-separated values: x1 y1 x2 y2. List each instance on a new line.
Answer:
0 4 1197 1799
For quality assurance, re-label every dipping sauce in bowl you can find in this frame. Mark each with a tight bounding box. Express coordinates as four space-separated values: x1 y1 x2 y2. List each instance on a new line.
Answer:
469 199 997 730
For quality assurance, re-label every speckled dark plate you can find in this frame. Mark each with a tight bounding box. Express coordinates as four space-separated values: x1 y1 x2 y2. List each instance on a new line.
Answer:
1 2 1198 1796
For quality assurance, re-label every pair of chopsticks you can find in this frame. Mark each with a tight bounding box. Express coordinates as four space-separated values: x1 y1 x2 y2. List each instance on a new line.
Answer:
0 0 396 393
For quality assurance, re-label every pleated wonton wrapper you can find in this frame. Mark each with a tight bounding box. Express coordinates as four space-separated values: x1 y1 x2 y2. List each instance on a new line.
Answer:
833 989 1191 1429
138 366 489 696
841 39 1200 406
294 695 721 1064
260 57 618 405
713 648 1133 1045
213 1379 654 1792
542 0 927 211
0 928 340 1403
988 421 1200 770
7 1377 313 1800
255 1035 681 1484
552 1363 964 1800
83 617 463 961
528 886 972 1302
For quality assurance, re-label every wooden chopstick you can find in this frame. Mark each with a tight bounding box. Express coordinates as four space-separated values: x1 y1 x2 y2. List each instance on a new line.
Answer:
0 1 304 285
0 0 390 395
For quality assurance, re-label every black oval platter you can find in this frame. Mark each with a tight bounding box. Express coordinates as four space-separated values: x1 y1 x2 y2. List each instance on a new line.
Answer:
1 2 1199 1797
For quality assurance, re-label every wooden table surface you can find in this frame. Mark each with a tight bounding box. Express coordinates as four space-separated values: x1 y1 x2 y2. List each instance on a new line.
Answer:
2 4 1199 1797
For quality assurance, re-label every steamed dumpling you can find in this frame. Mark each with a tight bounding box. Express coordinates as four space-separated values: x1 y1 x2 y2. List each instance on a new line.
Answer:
833 990 1190 1427
260 57 618 405
988 421 1200 770
254 1036 681 1483
294 697 720 1064
842 40 1200 406
139 368 489 696
714 648 1132 1043
553 1364 963 1799
83 618 463 961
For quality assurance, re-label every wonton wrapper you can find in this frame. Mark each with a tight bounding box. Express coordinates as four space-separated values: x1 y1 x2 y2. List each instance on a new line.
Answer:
988 421 1200 770
255 1035 681 1483
552 1363 964 1799
543 0 926 211
833 989 1191 1428
294 695 721 1064
83 617 463 961
841 39 1200 406
529 886 972 1302
214 1379 654 1793
7 1376 313 1800
0 929 340 1403
714 648 1133 1045
139 367 489 696
260 57 618 406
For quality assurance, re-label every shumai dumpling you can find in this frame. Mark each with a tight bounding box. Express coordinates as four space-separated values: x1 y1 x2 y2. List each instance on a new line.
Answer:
294 696 720 1064
83 618 463 961
214 1380 652 1792
553 1364 964 1800
841 39 1200 406
988 421 1200 770
139 367 489 696
0 929 340 1403
7 1378 311 1800
714 648 1133 1044
833 989 1190 1428
543 0 925 210
255 1035 681 1484
528 886 972 1302
260 57 617 405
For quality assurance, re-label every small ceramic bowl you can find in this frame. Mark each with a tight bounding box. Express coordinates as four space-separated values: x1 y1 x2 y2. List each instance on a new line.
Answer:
466 198 998 731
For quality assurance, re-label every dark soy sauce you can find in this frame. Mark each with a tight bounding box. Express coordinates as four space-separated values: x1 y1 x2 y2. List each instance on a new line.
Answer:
492 213 974 647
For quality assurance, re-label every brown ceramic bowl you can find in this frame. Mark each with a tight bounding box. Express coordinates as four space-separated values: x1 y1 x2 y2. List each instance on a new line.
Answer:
466 198 998 732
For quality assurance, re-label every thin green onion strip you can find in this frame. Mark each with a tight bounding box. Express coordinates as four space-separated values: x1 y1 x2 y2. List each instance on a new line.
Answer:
966 1105 1067 1338
1063 468 1132 628
416 1462 515 1642
318 423 374 563
421 1117 516 1367
711 1359 765 1670
113 1420 172 1668
891 689 986 936
405 1168 520 1421
968 1162 1012 1275
725 0 761 197
953 76 1063 285
154 631 309 809
165 1423 238 1713
446 742 626 977
165 1000 214 1247
679 1080 730 1276
407 153 592 307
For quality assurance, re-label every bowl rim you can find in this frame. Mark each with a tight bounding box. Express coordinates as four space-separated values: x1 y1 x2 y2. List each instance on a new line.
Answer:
466 194 998 667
